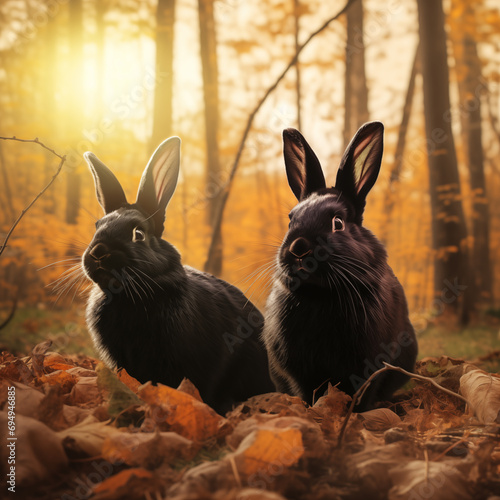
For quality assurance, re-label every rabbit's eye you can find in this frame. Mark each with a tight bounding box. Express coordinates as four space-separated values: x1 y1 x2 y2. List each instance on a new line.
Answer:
332 216 345 232
133 227 146 242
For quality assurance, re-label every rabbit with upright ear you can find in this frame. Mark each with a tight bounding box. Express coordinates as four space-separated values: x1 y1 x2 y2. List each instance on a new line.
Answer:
263 122 417 410
82 137 274 414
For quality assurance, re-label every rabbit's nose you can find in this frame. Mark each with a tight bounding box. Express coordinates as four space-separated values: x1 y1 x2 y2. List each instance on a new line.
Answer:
89 243 111 261
289 237 312 258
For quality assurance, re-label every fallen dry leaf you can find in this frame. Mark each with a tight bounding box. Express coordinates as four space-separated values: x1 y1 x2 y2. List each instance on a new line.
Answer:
66 366 97 377
93 467 155 495
360 408 402 431
177 377 203 402
232 427 304 478
69 376 102 406
312 383 351 415
228 416 327 461
97 364 141 416
102 430 198 467
138 382 229 441
0 412 68 487
459 369 500 424
0 359 34 384
234 489 287 500
388 460 472 500
35 385 68 430
116 368 141 393
58 416 122 458
348 443 411 494
31 340 53 376
44 354 75 372
0 380 44 416
39 370 78 393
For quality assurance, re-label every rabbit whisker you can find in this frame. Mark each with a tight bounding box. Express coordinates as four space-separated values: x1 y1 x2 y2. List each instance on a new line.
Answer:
38 257 82 271
49 265 84 290
127 268 155 299
132 267 165 292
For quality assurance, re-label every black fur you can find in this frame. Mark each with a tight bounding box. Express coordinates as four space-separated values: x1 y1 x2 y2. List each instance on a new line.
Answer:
82 137 274 414
263 122 417 410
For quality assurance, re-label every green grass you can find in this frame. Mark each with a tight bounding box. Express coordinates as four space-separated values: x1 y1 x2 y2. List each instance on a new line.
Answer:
417 324 500 373
1 306 499 373
0 304 96 357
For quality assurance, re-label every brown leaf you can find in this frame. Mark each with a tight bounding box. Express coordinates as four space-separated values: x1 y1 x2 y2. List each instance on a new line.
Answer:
348 443 410 494
39 370 78 393
35 385 68 431
228 392 308 427
102 430 198 468
360 408 402 431
58 417 122 458
388 460 472 500
43 352 75 372
177 377 203 402
0 412 68 487
31 340 53 376
312 383 351 414
234 489 287 500
138 382 229 441
69 376 103 406
460 369 500 424
0 359 34 384
66 366 97 377
0 380 43 415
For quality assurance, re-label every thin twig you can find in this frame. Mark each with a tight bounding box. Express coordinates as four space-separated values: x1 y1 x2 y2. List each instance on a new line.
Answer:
0 296 18 330
336 362 473 447
431 433 470 462
0 137 66 257
382 363 471 406
204 0 358 270
0 136 65 160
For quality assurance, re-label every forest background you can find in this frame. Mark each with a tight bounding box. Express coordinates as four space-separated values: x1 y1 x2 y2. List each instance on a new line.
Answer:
0 0 500 364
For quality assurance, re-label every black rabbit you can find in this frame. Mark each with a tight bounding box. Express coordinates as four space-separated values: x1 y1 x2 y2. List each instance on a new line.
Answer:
82 137 274 414
262 122 417 410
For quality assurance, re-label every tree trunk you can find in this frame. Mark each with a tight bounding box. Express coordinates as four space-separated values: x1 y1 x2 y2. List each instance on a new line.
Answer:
203 0 356 272
42 10 59 215
417 0 473 323
344 0 369 148
293 0 302 130
380 44 420 244
65 0 83 225
151 0 176 151
199 0 223 276
450 2 492 304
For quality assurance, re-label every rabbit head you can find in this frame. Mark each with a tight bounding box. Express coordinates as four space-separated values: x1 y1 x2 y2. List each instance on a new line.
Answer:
278 121 385 292
82 137 183 292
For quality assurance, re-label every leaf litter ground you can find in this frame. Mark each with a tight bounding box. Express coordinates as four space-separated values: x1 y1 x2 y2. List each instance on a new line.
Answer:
0 341 499 500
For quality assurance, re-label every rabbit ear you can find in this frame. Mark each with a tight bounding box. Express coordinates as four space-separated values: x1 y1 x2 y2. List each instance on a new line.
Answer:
283 128 326 201
136 136 180 237
84 152 127 214
335 121 384 222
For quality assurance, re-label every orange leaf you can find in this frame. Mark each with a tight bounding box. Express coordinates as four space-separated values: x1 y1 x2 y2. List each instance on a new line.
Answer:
44 352 74 372
117 368 141 393
138 382 228 441
93 467 153 494
233 428 304 477
39 370 78 393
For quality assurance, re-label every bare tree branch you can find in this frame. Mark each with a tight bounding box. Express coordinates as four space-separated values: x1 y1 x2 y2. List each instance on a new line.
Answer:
337 362 472 447
204 0 358 271
0 296 18 331
0 137 66 257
